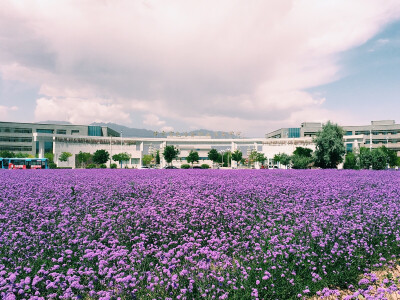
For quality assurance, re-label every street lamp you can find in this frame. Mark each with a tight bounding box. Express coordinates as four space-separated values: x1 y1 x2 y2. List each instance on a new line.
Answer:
121 130 123 151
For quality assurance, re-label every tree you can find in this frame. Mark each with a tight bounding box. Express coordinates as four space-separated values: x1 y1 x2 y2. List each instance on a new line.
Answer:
231 150 242 168
313 121 345 169
343 152 358 169
371 147 388 170
293 147 313 158
0 150 15 158
186 150 199 166
112 152 131 168
256 152 266 164
291 147 313 169
208 149 220 163
358 147 372 169
59 152 72 162
248 150 259 166
142 154 153 166
380 146 398 168
77 151 92 168
155 150 161 165
291 155 312 169
280 153 291 168
93 149 110 165
163 145 179 165
223 151 232 167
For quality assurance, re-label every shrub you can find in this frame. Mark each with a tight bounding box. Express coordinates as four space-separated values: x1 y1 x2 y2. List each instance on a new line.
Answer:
99 164 107 169
49 162 57 169
201 164 210 169
181 164 190 169
110 163 117 169
86 164 97 169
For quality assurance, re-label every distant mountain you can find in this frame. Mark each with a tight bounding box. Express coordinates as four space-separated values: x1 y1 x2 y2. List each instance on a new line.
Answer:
36 120 73 125
91 122 240 139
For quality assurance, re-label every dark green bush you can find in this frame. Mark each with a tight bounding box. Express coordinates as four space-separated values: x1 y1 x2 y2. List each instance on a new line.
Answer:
99 164 107 169
86 164 97 169
49 162 57 169
181 164 190 169
201 164 210 169
110 163 117 169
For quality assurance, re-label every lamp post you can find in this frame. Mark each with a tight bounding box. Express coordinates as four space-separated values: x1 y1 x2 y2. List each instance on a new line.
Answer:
220 150 224 168
120 130 123 151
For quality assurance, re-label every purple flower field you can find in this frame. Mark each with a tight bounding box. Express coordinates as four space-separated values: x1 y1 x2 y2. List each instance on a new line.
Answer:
0 169 400 299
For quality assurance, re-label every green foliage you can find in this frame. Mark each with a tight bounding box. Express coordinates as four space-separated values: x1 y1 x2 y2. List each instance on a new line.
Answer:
256 152 266 163
291 155 312 169
93 150 110 165
343 152 358 169
293 147 313 158
180 164 190 169
142 154 153 166
222 151 231 167
313 121 345 169
380 146 398 167
201 164 210 169
371 148 388 170
163 146 180 164
0 150 15 158
99 164 107 169
248 150 259 164
44 152 54 163
112 152 131 168
280 153 291 167
186 150 199 166
231 150 242 163
155 150 161 165
208 149 220 162
86 163 97 169
49 162 57 169
110 163 117 169
359 147 373 169
59 152 72 162
15 152 33 158
77 151 92 168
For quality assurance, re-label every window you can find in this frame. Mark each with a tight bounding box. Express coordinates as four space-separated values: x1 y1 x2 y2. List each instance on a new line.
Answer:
0 137 32 142
288 128 300 138
0 145 32 151
345 131 353 136
88 126 102 136
56 129 67 134
131 158 140 164
346 144 353 152
71 130 79 135
37 129 54 134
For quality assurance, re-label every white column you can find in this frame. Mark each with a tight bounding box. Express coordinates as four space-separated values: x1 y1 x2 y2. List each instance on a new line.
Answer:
38 140 45 158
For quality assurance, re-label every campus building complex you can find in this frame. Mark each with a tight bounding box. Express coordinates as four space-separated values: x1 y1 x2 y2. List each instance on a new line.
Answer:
1 120 399 168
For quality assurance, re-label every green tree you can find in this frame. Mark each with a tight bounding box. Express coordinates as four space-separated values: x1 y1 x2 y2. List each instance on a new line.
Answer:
186 150 199 166
256 152 266 165
231 150 242 168
112 152 131 168
293 147 313 158
77 151 92 168
313 121 345 169
280 153 291 168
371 148 388 170
248 150 259 166
343 152 358 169
93 150 110 165
155 150 161 165
223 151 232 167
291 155 312 169
208 149 220 163
163 145 180 165
0 150 15 158
380 146 398 168
59 152 72 162
14 152 33 158
359 147 372 169
142 154 153 166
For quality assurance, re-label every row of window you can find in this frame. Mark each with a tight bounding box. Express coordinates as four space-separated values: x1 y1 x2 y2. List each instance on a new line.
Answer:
0 145 32 151
351 130 400 135
0 127 32 133
0 136 32 143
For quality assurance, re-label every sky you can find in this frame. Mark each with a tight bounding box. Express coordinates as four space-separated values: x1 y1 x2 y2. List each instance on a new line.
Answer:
0 0 400 137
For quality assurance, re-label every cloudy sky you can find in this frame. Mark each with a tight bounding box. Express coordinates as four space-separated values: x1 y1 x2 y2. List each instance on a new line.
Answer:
1 0 400 137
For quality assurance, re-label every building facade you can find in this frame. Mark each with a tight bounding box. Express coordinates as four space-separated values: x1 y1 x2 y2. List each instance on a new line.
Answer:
1 120 399 169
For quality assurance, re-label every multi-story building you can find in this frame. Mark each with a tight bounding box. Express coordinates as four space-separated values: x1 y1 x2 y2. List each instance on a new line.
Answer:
0 121 119 157
1 120 399 169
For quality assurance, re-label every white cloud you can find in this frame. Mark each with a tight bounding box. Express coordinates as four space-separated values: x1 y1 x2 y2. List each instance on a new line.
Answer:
0 105 18 120
34 97 130 125
0 1 400 134
142 114 166 127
